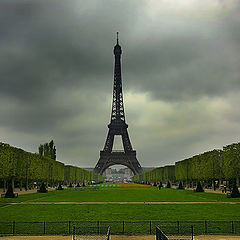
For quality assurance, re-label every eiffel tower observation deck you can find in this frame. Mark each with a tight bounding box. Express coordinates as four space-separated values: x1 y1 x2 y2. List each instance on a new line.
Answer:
94 33 143 175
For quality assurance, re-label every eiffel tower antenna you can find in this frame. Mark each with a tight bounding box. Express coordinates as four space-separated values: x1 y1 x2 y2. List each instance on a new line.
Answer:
94 35 143 175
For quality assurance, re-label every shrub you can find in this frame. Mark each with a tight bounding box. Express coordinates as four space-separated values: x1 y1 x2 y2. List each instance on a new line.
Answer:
195 181 204 192
5 184 15 198
166 181 171 188
229 184 240 198
38 183 48 193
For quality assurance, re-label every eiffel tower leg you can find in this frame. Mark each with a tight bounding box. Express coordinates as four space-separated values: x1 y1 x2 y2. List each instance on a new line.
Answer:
94 152 111 175
121 129 133 152
103 130 114 152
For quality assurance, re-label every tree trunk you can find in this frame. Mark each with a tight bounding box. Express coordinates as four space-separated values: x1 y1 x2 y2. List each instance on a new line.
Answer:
11 178 15 192
25 177 29 191
212 180 215 190
236 177 240 187
3 179 6 192
20 179 22 191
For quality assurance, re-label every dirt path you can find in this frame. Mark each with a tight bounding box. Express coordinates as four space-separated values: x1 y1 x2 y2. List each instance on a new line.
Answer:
185 188 228 195
0 187 56 195
10 201 240 205
0 235 239 240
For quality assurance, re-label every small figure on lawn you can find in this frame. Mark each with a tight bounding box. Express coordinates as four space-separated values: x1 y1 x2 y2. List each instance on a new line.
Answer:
177 181 184 190
224 185 227 193
56 184 64 190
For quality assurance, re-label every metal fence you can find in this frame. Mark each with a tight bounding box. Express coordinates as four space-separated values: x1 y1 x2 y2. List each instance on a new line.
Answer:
72 226 110 240
156 226 168 240
156 225 194 240
0 220 240 235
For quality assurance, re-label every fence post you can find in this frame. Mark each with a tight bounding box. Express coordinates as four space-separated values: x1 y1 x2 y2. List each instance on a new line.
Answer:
177 221 180 234
106 226 110 240
122 221 125 234
44 221 46 234
204 220 207 234
149 221 152 234
73 226 76 240
68 221 71 234
97 221 100 234
232 221 234 234
156 227 159 240
12 221 15 235
191 226 194 240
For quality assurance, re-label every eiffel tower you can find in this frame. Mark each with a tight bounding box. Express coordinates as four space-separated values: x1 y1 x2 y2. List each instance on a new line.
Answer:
94 33 143 175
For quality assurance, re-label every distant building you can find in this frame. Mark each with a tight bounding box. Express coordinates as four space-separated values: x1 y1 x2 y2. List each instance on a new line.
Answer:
83 168 94 172
103 167 134 182
142 167 155 172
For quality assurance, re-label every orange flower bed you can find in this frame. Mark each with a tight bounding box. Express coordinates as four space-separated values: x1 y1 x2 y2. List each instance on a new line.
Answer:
119 184 151 187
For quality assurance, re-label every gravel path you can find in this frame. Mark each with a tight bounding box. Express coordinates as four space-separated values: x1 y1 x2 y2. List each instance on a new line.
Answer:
9 201 240 205
0 235 239 240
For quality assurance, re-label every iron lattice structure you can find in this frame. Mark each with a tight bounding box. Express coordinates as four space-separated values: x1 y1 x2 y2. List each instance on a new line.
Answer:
94 34 143 175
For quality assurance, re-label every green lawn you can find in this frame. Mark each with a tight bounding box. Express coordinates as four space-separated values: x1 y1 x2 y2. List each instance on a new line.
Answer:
1 187 239 203
0 186 240 234
0 203 240 221
0 202 8 207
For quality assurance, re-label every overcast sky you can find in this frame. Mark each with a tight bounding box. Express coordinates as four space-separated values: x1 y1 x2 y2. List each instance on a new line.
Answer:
1 0 240 169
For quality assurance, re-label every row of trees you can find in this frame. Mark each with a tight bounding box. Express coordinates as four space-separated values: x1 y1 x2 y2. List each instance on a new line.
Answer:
0 142 104 191
133 165 175 183
64 165 101 184
133 142 240 186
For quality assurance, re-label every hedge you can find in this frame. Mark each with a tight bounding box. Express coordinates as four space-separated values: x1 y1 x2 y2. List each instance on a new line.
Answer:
133 142 240 184
0 142 103 186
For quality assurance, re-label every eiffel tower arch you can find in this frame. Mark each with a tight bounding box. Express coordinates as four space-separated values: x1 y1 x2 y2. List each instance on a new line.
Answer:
94 33 143 175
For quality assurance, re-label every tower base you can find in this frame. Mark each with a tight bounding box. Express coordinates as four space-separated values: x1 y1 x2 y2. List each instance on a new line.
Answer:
94 150 143 175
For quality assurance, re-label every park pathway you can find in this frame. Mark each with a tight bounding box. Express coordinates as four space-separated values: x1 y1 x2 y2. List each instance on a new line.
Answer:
8 201 240 205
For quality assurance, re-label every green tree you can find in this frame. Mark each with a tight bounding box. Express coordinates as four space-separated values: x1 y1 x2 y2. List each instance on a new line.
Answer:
39 140 56 160
38 144 44 156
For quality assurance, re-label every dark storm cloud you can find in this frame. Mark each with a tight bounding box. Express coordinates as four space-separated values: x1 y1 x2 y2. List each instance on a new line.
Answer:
1 0 239 104
1 0 240 167
0 0 144 102
124 14 240 101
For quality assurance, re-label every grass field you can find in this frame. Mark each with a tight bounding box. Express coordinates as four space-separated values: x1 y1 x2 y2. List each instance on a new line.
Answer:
1 203 240 221
1 186 240 203
0 185 240 222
